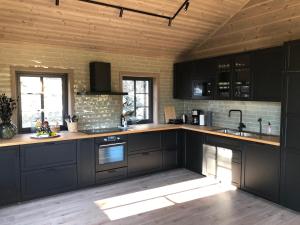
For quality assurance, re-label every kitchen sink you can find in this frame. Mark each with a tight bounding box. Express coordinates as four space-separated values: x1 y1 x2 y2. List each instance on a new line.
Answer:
213 128 260 138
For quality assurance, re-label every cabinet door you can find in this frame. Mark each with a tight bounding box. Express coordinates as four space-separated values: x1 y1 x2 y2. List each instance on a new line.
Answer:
281 150 300 211
243 143 280 202
286 40 300 71
21 141 77 171
163 149 178 170
128 132 161 153
252 47 283 102
186 131 203 174
162 130 178 169
173 62 193 99
128 150 162 177
0 146 20 205
77 139 95 188
21 164 77 200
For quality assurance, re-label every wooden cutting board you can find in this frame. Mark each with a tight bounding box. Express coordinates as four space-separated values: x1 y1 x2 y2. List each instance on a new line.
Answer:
164 106 176 123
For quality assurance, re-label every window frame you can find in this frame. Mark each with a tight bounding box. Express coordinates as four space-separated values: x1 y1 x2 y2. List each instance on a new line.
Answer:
122 76 154 125
16 72 69 133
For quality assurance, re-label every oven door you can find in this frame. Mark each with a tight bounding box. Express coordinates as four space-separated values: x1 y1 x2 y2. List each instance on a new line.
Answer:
95 142 127 172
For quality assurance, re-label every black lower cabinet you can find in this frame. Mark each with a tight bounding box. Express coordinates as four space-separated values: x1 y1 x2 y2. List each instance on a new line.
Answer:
243 143 280 202
128 150 162 177
96 167 127 184
185 131 203 174
0 146 20 206
21 165 77 200
281 150 300 210
77 139 95 188
162 130 179 170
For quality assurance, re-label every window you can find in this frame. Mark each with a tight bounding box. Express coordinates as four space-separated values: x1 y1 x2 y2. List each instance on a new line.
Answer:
16 72 68 133
122 77 153 124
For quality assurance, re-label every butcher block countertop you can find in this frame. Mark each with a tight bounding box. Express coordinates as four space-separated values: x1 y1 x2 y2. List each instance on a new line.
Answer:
0 124 280 148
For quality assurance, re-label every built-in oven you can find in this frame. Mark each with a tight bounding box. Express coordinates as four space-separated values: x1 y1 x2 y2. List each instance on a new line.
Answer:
95 135 128 172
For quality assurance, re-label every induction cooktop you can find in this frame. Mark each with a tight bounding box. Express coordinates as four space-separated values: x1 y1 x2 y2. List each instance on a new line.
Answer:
80 127 125 134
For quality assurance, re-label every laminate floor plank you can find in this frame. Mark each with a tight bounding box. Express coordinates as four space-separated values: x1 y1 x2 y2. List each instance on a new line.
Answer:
0 169 299 225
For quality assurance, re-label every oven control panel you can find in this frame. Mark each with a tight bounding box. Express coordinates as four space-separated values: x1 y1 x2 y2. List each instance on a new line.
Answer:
103 136 121 142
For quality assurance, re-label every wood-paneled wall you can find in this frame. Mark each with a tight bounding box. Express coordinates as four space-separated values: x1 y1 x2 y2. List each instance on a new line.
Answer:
0 0 248 58
182 0 300 60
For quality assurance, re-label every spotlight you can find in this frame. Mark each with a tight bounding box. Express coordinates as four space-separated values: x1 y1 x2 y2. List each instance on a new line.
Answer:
119 8 124 17
184 1 189 11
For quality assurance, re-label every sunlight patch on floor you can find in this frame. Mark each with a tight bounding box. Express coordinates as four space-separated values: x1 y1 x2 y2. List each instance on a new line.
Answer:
94 177 236 221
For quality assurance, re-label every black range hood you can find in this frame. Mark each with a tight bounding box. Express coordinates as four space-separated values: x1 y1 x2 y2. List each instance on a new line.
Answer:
77 62 127 96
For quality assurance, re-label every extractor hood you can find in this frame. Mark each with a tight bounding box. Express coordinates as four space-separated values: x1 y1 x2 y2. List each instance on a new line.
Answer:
77 62 128 96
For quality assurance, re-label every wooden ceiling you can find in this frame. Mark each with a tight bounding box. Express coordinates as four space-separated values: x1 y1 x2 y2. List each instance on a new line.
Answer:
185 0 300 60
0 0 249 58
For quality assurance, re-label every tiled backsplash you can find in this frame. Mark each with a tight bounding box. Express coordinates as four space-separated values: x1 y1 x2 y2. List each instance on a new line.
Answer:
184 100 281 135
75 95 122 130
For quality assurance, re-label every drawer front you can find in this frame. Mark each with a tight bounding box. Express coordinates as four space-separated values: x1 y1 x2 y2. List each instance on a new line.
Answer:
206 135 240 149
163 149 178 170
21 164 77 200
128 150 162 176
96 167 127 184
21 141 77 171
128 132 161 153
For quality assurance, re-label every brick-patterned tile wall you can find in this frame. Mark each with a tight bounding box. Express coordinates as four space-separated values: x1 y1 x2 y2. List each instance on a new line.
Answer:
184 100 281 135
0 42 184 130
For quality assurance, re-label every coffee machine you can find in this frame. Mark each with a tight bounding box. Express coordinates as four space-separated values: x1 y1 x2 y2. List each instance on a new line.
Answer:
191 109 213 126
191 109 203 125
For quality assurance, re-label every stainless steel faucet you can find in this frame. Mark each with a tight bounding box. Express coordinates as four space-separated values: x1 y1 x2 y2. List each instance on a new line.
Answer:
228 109 246 132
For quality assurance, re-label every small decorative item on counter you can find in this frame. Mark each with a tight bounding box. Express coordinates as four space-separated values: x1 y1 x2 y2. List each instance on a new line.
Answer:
267 122 272 135
50 121 60 133
0 93 17 139
65 115 79 132
31 120 59 139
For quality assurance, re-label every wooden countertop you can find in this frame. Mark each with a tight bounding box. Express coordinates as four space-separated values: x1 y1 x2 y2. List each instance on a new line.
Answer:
0 124 280 148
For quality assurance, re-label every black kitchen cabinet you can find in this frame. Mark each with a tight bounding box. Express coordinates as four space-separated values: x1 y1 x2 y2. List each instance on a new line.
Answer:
215 56 233 100
252 46 283 102
281 71 300 211
285 40 300 71
0 146 20 206
162 130 178 169
128 150 162 177
128 131 161 153
185 131 203 174
20 141 77 171
21 164 77 200
173 61 193 99
243 142 280 203
232 53 252 100
77 139 95 188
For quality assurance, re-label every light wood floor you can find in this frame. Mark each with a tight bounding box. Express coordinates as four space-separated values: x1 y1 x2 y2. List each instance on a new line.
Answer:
1 169 300 225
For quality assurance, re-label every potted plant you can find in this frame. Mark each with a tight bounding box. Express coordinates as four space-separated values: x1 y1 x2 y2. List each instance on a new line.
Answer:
0 94 17 139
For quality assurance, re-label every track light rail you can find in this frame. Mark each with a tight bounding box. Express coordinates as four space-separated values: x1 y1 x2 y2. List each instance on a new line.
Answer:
55 0 190 26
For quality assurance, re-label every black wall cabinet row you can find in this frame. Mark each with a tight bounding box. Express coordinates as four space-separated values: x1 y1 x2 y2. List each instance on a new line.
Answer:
174 46 283 102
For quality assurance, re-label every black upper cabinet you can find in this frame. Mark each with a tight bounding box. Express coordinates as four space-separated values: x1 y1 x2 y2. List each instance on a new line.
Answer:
215 56 233 100
243 143 280 203
252 46 283 102
77 139 95 188
173 61 193 99
185 131 203 174
0 146 20 206
232 53 252 100
285 40 300 71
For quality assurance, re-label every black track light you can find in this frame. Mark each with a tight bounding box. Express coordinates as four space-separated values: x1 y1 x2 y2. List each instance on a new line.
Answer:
184 1 189 11
119 8 124 17
56 0 59 6
168 19 172 27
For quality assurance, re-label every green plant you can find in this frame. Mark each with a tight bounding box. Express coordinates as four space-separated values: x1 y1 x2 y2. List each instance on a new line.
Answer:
0 94 17 123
